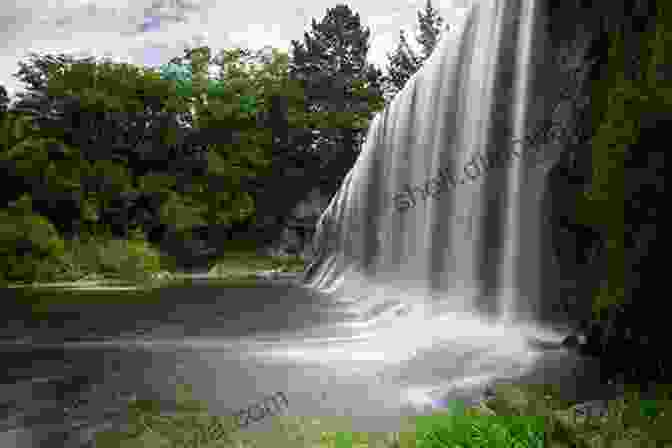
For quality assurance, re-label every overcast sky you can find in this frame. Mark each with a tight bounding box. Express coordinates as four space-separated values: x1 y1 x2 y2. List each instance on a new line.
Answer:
0 0 471 103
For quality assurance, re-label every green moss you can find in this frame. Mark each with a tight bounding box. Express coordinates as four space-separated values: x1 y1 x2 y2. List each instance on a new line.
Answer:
582 1 670 317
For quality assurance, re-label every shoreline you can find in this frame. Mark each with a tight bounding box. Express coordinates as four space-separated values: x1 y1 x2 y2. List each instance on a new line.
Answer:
2 269 303 290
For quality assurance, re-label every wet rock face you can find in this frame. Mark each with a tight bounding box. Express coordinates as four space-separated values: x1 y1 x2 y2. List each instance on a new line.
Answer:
545 155 606 326
561 334 580 349
258 188 330 261
540 0 645 327
543 0 667 383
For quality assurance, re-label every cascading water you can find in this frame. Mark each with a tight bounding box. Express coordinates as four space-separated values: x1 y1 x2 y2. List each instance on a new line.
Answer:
302 0 567 334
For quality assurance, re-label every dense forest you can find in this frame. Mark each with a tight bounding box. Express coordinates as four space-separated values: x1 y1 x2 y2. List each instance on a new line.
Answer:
0 1 448 285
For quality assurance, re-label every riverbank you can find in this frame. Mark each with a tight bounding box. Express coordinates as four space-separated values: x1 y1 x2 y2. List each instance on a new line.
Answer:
2 253 668 447
1 275 668 447
89 379 668 448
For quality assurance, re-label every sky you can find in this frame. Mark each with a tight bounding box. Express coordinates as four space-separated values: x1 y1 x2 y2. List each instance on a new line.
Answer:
0 0 471 104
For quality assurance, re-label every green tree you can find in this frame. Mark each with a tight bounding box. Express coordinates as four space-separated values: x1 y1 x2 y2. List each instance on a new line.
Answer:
416 0 445 61
151 45 302 253
383 0 446 100
0 108 39 209
288 3 385 181
235 4 386 249
383 29 422 100
8 52 201 240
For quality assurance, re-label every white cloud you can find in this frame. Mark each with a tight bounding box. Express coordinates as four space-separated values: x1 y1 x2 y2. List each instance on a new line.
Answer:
366 11 406 30
228 23 291 54
1 0 475 100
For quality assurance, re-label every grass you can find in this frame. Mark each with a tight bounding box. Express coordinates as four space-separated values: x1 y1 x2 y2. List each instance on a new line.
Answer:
207 250 307 277
10 241 668 446
3 247 307 317
92 382 671 448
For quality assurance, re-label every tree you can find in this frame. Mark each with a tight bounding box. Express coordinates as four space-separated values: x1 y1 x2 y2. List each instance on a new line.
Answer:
7 51 206 240
240 4 385 249
383 0 447 101
205 46 315 248
0 107 40 210
154 45 313 254
383 29 422 100
0 85 9 117
416 0 445 61
288 4 384 176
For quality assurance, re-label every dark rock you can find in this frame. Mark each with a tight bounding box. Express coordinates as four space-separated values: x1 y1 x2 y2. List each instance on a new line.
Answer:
258 188 330 262
578 322 603 357
561 334 580 349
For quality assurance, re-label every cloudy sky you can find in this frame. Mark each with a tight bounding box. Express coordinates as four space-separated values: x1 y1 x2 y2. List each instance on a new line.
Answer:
0 0 471 103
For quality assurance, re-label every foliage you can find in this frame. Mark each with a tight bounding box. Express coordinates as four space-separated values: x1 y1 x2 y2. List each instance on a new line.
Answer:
0 4 406 282
206 250 306 280
1 47 282 261
0 194 66 284
288 3 386 150
383 30 423 101
57 234 108 280
582 0 670 321
383 0 446 101
161 45 296 235
98 237 162 283
158 59 258 114
5 52 197 239
232 3 387 248
45 229 163 283
415 0 446 61
94 383 239 448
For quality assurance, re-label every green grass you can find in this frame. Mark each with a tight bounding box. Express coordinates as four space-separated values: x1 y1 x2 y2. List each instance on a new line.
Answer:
7 284 165 316
208 250 307 276
4 248 307 316
93 397 546 448
91 382 671 448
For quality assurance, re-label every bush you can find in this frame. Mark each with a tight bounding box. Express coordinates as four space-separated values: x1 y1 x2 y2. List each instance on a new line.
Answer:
59 235 106 280
80 232 163 283
0 200 67 284
16 226 167 284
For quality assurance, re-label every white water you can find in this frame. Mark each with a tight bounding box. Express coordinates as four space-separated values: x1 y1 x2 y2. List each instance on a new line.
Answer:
302 0 565 337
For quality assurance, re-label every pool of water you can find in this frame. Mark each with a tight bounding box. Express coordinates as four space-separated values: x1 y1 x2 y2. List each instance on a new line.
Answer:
0 277 614 447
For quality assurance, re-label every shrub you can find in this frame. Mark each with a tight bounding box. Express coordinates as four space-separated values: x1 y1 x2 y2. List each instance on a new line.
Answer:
59 235 105 280
51 229 165 284
0 198 67 284
95 233 163 283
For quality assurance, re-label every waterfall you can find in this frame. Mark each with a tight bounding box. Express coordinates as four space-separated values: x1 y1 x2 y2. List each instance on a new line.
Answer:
302 0 564 332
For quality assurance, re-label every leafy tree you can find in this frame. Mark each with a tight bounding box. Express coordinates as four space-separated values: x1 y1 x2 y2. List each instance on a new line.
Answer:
170 46 274 229
220 4 386 249
141 45 309 254
7 52 205 241
0 108 40 209
2 33 385 262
